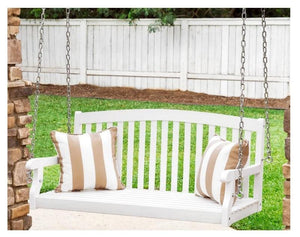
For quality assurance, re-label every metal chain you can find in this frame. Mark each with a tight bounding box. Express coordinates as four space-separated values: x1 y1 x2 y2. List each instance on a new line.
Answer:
261 8 273 163
236 8 247 199
28 8 46 184
66 8 72 134
30 8 45 159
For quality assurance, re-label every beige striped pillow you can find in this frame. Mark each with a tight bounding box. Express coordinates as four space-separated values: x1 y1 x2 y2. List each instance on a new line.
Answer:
195 135 249 204
51 127 125 192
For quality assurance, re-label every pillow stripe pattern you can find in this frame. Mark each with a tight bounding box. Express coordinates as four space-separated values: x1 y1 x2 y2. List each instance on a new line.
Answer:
51 127 124 192
195 136 249 204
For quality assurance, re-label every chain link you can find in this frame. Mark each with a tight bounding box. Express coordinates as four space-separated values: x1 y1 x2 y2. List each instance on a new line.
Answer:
236 8 247 199
30 8 45 159
261 8 273 163
28 8 46 184
66 8 72 134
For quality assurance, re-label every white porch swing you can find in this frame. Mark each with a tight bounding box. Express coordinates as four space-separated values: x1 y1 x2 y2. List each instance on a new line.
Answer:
26 8 272 227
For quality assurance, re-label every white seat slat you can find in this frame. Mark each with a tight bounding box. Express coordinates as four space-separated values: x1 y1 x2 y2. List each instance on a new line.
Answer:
171 121 179 192
182 123 191 193
194 123 203 191
137 121 146 189
160 121 169 191
126 122 135 188
148 121 157 190
116 122 124 175
36 189 259 224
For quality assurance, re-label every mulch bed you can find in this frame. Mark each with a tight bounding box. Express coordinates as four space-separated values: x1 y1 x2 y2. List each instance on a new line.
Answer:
37 84 290 110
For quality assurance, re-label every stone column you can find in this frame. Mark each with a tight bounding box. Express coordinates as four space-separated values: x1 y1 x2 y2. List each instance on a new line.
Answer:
7 8 33 230
282 104 290 229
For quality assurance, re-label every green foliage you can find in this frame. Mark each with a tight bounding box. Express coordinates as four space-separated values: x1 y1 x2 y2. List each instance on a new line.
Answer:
20 8 290 33
28 94 286 230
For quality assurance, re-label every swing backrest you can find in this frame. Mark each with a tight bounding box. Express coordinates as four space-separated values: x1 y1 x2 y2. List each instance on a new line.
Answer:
74 109 265 197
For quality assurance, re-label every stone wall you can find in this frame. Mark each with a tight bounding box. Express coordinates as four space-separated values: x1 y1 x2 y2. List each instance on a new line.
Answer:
283 104 290 229
7 8 33 230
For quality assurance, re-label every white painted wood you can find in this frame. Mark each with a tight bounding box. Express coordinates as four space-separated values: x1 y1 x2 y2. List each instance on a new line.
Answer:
96 123 102 132
148 121 157 190
194 123 203 191
171 122 179 192
75 109 264 132
19 18 289 99
116 122 124 173
35 188 258 226
137 121 146 189
232 128 239 143
27 109 266 226
220 126 227 140
85 124 92 133
182 123 191 193
208 125 215 141
243 130 252 198
160 121 168 191
126 122 135 188
180 20 189 91
79 19 87 84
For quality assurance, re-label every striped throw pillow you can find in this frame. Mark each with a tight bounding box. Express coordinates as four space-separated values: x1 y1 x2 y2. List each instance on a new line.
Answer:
195 135 249 204
51 127 125 192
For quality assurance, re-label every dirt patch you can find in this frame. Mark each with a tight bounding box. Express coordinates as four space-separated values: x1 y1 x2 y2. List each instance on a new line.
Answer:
37 84 290 110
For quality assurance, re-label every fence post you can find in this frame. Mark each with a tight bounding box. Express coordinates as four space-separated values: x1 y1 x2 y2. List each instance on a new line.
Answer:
180 20 189 91
79 19 87 84
220 25 229 96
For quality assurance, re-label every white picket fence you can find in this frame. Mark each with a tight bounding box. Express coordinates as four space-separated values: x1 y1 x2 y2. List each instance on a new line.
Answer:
18 18 290 99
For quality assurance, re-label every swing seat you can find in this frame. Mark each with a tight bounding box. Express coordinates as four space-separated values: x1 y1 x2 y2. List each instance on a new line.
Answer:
26 109 265 226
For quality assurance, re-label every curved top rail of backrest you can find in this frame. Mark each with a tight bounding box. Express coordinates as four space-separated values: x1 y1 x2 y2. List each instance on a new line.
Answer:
74 109 265 133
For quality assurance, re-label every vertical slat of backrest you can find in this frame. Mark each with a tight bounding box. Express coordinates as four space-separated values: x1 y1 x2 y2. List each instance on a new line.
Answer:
194 123 203 191
148 121 157 190
159 121 169 191
107 122 113 128
243 130 252 198
254 119 265 205
208 125 215 140
232 128 239 143
220 126 227 140
74 111 82 134
137 121 146 189
126 121 135 188
116 122 123 176
96 123 102 132
86 124 92 133
182 123 191 193
171 121 179 192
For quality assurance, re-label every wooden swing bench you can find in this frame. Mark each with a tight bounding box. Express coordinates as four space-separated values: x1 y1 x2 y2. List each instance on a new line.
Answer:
26 109 265 226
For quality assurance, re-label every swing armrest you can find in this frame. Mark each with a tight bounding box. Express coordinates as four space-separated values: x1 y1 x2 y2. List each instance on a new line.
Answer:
220 164 262 183
26 156 59 209
26 156 59 170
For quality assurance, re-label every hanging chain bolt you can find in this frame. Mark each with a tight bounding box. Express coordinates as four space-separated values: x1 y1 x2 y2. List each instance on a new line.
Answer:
66 8 72 134
261 8 273 163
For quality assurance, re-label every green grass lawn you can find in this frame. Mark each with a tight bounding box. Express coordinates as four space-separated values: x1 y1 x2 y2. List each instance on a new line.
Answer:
28 94 286 230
